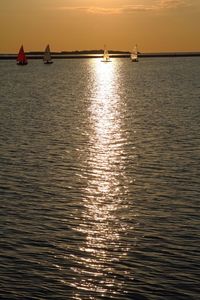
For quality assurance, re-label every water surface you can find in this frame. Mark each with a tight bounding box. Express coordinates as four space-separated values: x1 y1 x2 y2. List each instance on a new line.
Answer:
0 57 200 299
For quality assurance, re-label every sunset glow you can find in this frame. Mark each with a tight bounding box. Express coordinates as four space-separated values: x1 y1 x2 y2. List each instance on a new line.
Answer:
0 0 200 53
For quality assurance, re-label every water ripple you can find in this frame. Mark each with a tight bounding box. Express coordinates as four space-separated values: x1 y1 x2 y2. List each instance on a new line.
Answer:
0 58 200 299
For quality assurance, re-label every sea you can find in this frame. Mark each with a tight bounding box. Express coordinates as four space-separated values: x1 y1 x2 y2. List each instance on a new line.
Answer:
0 57 199 300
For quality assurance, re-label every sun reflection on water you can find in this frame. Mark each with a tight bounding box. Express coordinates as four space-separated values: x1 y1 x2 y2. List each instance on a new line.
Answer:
70 59 134 298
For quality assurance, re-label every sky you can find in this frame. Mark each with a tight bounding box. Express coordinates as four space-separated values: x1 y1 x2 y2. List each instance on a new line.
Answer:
0 0 200 53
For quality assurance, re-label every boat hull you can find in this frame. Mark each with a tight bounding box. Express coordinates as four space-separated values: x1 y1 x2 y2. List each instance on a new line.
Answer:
44 61 53 64
17 61 28 65
101 59 111 62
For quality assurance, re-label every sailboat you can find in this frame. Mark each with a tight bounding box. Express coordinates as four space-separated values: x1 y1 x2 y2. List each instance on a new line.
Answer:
43 44 53 64
16 45 28 65
130 44 139 62
101 45 111 62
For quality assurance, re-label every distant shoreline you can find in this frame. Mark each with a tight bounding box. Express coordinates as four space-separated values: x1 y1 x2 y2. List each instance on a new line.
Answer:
0 51 200 60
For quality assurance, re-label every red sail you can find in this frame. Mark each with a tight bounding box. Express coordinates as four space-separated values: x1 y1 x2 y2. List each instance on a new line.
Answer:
17 45 27 64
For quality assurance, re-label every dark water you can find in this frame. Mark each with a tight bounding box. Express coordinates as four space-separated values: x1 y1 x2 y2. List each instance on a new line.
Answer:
0 57 200 300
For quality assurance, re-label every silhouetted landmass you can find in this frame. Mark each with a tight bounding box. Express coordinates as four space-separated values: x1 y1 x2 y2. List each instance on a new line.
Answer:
0 50 200 59
27 49 128 55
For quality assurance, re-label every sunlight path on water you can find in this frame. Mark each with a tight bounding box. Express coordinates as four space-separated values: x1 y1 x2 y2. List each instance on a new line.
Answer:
69 59 137 298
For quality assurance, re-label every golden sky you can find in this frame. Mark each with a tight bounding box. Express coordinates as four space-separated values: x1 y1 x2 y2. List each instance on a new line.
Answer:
0 0 200 53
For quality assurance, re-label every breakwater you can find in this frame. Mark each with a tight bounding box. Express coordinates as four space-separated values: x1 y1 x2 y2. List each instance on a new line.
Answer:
0 52 200 59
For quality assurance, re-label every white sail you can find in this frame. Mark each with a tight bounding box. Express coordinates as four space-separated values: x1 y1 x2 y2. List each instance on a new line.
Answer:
43 44 52 63
131 44 139 62
102 45 111 62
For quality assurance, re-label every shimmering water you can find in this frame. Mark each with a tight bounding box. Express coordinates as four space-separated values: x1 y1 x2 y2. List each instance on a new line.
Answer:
0 57 200 300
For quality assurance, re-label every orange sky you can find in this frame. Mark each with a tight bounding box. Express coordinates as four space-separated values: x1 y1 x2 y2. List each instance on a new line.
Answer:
0 0 200 53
